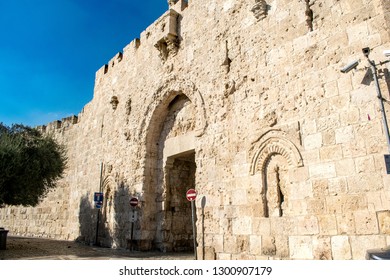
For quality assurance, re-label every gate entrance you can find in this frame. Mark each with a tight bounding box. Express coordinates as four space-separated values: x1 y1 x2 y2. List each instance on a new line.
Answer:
163 151 196 251
141 93 197 252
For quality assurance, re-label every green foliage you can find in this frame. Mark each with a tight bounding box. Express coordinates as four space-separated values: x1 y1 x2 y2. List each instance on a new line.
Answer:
0 123 67 207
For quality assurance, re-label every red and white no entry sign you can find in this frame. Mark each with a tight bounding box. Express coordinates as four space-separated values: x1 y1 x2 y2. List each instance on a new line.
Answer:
186 189 197 201
129 197 139 207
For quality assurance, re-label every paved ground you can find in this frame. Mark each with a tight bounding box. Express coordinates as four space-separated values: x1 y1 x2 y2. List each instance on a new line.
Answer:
0 236 194 260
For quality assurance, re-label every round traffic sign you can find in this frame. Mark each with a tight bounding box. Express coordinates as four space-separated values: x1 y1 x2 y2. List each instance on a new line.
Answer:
186 189 197 201
130 197 139 207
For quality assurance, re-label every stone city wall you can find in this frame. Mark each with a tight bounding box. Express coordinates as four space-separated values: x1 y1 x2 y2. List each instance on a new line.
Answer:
1 0 390 259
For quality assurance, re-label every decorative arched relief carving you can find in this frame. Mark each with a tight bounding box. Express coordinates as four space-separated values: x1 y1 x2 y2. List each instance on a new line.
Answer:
98 175 117 247
250 135 303 175
138 77 207 141
101 176 116 215
251 138 303 175
250 131 303 218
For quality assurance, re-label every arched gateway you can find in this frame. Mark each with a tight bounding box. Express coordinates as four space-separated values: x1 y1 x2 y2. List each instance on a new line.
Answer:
139 78 206 251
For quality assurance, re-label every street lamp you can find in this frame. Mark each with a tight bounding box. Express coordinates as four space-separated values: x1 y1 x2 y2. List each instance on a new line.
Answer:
341 48 390 172
362 47 390 154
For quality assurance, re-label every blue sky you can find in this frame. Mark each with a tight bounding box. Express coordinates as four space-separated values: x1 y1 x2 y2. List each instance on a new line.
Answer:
0 0 168 127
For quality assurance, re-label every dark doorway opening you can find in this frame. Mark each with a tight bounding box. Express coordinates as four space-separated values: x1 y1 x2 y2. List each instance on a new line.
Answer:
163 151 196 252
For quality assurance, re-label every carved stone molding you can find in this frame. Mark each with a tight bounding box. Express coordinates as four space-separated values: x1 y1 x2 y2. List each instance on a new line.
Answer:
251 0 268 21
110 96 119 110
125 97 132 115
167 0 178 7
138 77 207 141
249 131 303 175
249 131 303 218
154 9 180 62
155 34 179 61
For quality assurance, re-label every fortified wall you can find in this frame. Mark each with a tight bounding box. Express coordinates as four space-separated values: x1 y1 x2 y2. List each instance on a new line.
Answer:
1 0 390 259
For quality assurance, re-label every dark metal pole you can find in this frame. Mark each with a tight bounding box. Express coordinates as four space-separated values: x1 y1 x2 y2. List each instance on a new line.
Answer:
201 196 206 260
191 200 197 259
369 59 390 153
130 210 135 251
95 162 104 246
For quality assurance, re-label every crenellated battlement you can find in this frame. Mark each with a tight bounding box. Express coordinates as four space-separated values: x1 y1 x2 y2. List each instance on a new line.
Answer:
40 1 190 134
95 0 189 82
37 115 79 134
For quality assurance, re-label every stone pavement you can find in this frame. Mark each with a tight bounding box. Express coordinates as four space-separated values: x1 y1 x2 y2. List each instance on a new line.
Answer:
0 236 194 260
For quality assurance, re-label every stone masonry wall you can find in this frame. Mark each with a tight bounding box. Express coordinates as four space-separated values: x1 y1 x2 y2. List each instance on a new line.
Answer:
1 0 390 259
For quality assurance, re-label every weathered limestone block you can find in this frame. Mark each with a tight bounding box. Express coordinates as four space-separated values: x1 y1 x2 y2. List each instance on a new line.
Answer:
197 246 216 260
354 211 379 235
335 125 355 144
320 145 343 162
341 139 367 158
350 235 387 260
288 199 308 216
317 113 340 133
308 162 336 178
327 177 348 196
313 236 332 260
336 213 356 235
331 236 352 260
346 21 369 44
307 198 326 215
347 174 384 193
287 166 309 183
270 217 293 236
262 236 276 256
289 236 313 259
252 217 271 236
377 211 390 234
249 235 262 255
335 158 356 177
297 215 319 235
289 181 313 200
224 235 249 254
318 215 338 235
218 253 232 260
232 216 252 235
312 179 329 197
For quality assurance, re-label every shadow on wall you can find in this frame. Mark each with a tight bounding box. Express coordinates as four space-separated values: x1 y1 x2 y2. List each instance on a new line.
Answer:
111 182 133 248
76 183 135 249
77 194 97 245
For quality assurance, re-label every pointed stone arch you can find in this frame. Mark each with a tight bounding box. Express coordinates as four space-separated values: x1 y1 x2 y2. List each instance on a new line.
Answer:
138 77 206 251
138 77 207 142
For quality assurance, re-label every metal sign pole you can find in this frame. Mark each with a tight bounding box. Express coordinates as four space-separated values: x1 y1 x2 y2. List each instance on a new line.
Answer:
130 210 135 251
95 209 100 245
129 197 139 251
186 189 197 259
191 200 197 260
95 162 104 246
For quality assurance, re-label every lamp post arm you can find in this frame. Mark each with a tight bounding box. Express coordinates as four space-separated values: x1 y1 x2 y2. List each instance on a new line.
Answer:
369 59 390 154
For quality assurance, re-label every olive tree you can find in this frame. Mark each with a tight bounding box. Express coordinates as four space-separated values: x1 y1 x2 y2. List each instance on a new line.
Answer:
0 123 67 207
